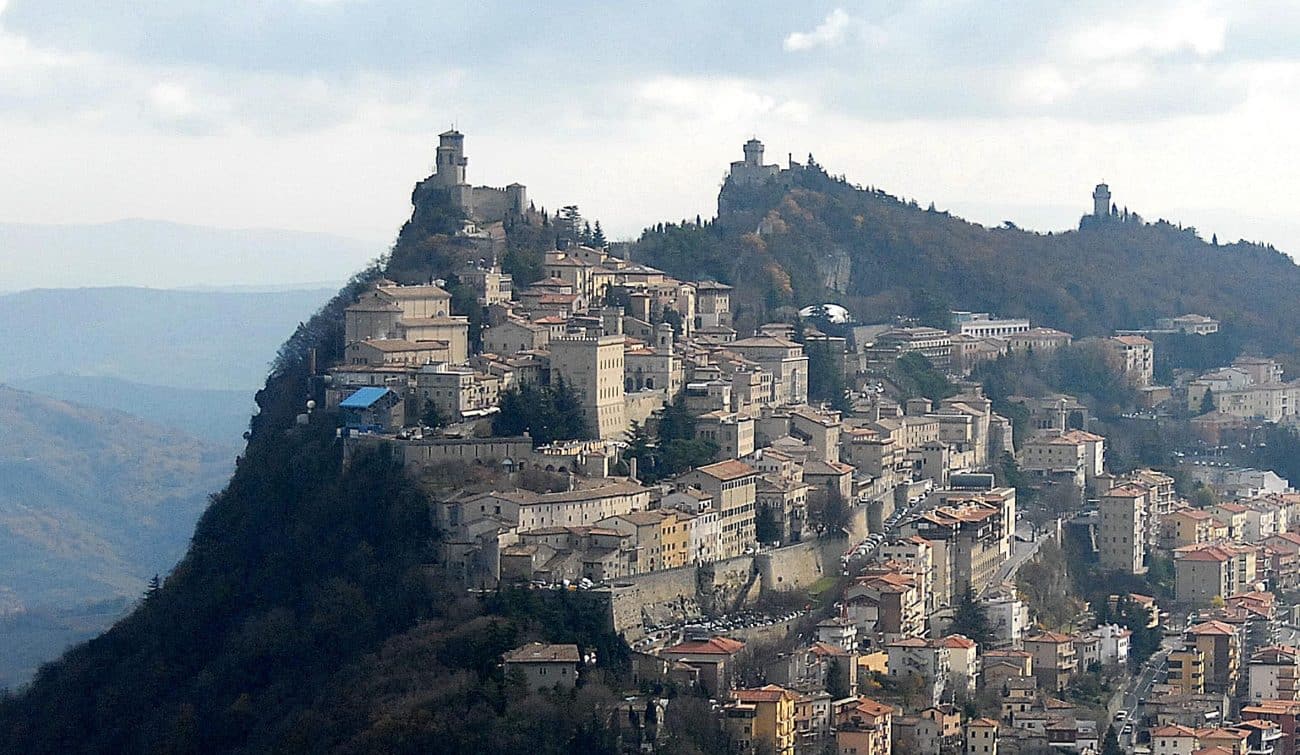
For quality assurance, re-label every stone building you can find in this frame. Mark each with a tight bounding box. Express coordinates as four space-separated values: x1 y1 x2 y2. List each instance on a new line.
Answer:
549 334 627 439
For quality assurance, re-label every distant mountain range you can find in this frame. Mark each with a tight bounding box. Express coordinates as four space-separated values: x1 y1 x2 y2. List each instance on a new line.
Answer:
0 218 378 291
0 286 335 391
8 375 254 445
0 385 233 687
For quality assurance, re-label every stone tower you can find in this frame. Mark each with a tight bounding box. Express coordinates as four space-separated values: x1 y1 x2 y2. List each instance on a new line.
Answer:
742 138 765 167
434 129 468 188
1092 183 1111 218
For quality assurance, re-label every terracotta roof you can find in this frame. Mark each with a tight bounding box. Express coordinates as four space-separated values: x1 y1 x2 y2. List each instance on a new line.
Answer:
1151 724 1198 737
732 684 794 703
854 698 895 717
1177 546 1233 562
1026 631 1074 643
664 636 746 655
809 642 851 657
690 459 757 481
940 635 976 649
968 717 998 728
1112 334 1152 346
1187 620 1237 636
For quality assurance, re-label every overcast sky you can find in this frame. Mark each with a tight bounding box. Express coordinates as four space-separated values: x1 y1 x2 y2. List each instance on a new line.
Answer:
4 0 1300 275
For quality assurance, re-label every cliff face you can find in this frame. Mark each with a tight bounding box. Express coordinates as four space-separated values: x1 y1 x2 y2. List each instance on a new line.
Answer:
636 165 1300 360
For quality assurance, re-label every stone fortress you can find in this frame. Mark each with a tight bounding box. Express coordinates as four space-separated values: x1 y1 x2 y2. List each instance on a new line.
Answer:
431 129 528 223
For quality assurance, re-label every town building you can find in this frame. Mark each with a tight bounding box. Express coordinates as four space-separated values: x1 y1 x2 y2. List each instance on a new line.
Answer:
1023 632 1078 692
1098 484 1148 574
674 460 759 560
728 685 797 755
548 334 627 439
502 642 580 691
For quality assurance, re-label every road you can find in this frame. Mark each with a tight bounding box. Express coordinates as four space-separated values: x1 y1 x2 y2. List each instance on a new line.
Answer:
983 522 1050 595
1108 638 1175 752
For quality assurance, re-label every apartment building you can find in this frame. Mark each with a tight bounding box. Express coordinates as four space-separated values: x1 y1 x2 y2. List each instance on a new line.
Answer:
1024 632 1079 692
1098 484 1148 574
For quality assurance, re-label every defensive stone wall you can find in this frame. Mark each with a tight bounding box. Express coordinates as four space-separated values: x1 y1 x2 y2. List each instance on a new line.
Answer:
601 539 834 639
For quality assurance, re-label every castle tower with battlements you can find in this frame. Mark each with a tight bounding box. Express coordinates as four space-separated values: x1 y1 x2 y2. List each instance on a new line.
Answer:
429 129 526 223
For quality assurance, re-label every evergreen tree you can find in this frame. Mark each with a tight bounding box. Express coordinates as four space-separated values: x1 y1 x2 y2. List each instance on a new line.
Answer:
421 398 448 430
1101 724 1123 755
1200 387 1215 415
591 220 607 248
145 574 161 600
948 584 994 649
755 505 781 544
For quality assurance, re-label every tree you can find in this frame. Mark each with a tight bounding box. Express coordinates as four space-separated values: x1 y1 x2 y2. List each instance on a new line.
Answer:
755 505 781 544
948 584 994 649
807 340 850 411
826 659 849 699
491 380 589 445
1200 387 1215 415
1101 724 1123 755
591 220 607 248
145 574 161 600
421 398 448 430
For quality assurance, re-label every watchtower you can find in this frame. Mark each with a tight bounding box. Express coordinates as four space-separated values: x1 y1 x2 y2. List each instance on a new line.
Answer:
1092 183 1111 218
434 129 468 188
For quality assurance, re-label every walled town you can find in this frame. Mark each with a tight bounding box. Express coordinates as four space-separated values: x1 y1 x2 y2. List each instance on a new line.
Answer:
320 133 1300 755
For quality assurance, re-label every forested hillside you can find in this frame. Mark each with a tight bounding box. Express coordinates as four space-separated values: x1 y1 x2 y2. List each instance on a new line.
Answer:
633 164 1300 360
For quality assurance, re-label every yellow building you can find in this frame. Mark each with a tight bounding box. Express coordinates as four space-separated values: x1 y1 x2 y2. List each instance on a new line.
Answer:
1166 646 1206 694
1187 620 1241 695
658 509 690 570
731 684 797 755
1162 507 1217 549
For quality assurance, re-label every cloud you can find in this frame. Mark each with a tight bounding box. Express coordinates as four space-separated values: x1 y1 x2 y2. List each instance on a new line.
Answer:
1067 3 1228 61
3 0 1300 269
783 8 855 52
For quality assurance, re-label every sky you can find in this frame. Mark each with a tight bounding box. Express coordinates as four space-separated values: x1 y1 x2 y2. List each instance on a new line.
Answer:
4 0 1300 285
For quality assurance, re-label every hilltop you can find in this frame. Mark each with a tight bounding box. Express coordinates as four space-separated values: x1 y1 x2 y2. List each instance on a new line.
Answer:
632 150 1300 362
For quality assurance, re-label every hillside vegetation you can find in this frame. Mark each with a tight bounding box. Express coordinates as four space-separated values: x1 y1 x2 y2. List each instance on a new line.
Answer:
0 386 233 687
634 164 1300 361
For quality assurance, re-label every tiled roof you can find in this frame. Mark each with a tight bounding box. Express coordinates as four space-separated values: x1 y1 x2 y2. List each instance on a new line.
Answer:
690 459 757 481
503 642 580 663
732 684 794 703
664 636 746 655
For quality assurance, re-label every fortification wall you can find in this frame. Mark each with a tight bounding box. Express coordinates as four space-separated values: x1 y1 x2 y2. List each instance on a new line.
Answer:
605 565 705 640
756 540 826 594
602 540 832 638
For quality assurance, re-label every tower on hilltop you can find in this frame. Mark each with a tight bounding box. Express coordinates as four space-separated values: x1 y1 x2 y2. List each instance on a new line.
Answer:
434 129 468 188
1093 182 1112 218
729 137 780 187
426 129 527 222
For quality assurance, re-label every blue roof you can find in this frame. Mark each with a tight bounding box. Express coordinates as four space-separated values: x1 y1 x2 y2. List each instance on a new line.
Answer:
339 386 393 409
